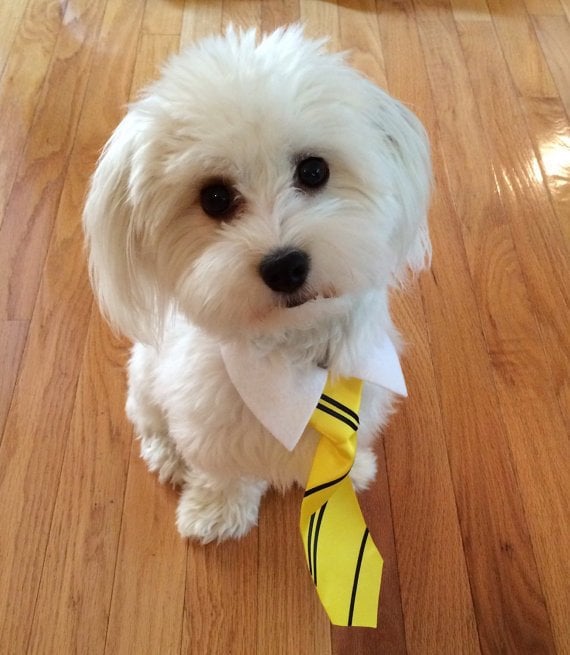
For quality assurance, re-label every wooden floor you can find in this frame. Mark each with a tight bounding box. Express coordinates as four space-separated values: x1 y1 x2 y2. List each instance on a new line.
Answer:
0 0 568 653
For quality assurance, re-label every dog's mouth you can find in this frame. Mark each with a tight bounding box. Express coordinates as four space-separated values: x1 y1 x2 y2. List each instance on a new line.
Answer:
282 286 337 309
250 286 347 330
285 294 314 309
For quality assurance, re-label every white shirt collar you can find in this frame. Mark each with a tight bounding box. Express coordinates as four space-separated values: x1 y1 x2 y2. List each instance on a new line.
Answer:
221 333 406 451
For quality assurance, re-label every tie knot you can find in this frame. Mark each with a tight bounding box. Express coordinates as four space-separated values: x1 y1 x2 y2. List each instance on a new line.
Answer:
309 377 363 443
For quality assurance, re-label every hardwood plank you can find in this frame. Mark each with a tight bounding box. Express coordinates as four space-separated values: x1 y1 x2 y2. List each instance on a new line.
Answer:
0 0 144 651
300 0 340 48
0 0 64 224
184 522 259 654
143 0 184 35
457 22 570 653
129 34 180 102
424 1 570 428
0 135 94 655
412 1 558 652
222 0 261 31
379 6 482 652
0 320 28 438
533 15 570 118
257 490 331 655
450 0 492 21
422 202 554 653
560 0 570 21
338 0 387 88
420 183 556 655
524 0 565 16
260 0 300 32
105 440 187 655
0 0 30 77
487 0 558 99
180 0 223 47
389 292 482 655
521 97 570 261
0 0 107 320
455 17 570 426
27 318 131 655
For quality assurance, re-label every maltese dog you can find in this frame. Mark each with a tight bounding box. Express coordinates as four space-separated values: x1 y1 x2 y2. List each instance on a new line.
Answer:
83 26 431 543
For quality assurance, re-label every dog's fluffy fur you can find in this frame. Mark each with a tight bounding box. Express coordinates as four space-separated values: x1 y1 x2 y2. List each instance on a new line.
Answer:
83 26 431 542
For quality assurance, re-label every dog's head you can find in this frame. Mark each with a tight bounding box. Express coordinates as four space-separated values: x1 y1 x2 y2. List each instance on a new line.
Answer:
83 26 431 343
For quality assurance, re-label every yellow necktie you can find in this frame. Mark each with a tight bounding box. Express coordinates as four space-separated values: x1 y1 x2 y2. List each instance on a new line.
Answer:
300 377 383 628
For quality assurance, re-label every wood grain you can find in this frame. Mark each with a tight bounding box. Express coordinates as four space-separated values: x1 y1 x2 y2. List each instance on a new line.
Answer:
339 0 387 88
183 525 259 654
301 0 340 49
0 1 144 652
105 439 187 655
257 490 331 655
143 0 185 36
0 0 63 224
180 1 223 48
524 0 565 16
533 14 570 118
487 0 559 99
0 0 29 77
389 290 481 655
379 5 482 652
413 1 559 651
450 0 492 22
0 127 94 655
456 17 570 427
457 21 570 652
0 320 28 438
261 0 300 32
26 317 132 655
521 97 570 264
1 1 568 653
129 34 181 103
0 0 107 320
222 0 261 31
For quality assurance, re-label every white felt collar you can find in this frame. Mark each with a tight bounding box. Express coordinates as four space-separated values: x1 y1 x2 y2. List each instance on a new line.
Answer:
221 333 407 451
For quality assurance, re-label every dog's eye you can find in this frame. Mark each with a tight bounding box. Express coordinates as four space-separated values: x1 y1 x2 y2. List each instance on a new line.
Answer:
295 157 330 190
200 183 235 218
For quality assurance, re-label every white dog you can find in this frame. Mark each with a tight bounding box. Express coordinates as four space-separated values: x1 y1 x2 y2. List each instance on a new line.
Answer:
83 26 431 543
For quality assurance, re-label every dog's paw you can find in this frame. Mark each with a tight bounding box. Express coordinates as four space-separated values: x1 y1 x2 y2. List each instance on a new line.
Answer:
350 447 378 492
139 434 187 487
176 475 267 543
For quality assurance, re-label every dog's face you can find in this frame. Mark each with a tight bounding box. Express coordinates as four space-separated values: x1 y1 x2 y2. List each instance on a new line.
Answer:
84 27 431 343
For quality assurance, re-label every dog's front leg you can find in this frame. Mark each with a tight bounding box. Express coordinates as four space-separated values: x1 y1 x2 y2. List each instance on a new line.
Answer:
176 470 268 543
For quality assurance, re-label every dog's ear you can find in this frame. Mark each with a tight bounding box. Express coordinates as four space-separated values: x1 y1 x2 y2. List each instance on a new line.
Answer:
83 114 163 344
366 85 432 281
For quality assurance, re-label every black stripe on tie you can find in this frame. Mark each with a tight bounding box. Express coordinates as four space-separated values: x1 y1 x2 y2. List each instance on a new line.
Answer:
312 502 327 586
315 403 359 432
307 513 315 577
320 393 360 424
347 528 370 626
303 470 350 498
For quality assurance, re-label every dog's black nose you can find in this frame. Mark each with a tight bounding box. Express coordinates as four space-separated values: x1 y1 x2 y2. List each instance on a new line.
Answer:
259 248 310 293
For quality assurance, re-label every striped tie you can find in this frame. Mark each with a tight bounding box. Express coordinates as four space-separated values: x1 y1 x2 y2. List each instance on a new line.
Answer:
300 377 383 628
